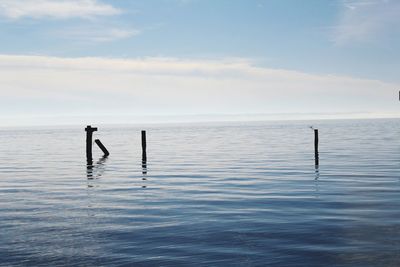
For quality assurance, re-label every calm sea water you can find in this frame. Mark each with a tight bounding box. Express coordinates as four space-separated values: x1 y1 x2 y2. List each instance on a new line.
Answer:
1 119 400 266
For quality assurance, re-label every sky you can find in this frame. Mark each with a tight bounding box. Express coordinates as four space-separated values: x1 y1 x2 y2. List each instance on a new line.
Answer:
0 0 399 126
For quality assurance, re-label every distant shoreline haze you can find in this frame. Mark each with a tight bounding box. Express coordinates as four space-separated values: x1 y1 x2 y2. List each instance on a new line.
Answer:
1 112 400 127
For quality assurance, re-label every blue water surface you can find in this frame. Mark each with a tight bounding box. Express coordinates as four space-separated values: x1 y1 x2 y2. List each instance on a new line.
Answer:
0 119 399 266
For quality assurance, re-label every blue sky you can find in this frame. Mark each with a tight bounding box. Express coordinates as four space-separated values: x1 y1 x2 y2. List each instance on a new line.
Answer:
0 0 399 125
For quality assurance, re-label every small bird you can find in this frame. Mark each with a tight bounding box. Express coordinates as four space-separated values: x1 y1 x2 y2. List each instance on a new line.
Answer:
309 126 314 130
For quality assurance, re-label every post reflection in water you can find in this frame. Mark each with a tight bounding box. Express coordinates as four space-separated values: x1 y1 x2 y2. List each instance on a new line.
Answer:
86 158 94 179
314 165 320 180
86 156 108 180
141 163 147 187
142 160 147 182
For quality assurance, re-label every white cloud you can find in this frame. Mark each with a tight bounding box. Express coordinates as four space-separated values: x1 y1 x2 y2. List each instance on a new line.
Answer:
333 0 400 44
0 54 398 125
0 0 121 19
61 27 140 42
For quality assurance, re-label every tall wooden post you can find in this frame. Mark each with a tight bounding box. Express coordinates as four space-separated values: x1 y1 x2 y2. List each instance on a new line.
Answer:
314 129 319 166
141 130 147 162
85 125 97 162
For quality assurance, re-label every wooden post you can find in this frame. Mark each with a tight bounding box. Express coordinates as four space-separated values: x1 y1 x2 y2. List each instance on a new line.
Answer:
95 139 110 157
85 125 97 161
314 129 319 166
141 130 147 162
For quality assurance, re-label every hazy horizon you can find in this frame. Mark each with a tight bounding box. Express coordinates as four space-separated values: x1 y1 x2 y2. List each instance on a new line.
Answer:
1 111 400 128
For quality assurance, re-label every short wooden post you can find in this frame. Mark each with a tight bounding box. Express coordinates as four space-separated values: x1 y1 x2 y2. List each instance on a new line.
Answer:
95 139 110 157
85 125 97 161
314 129 319 166
141 130 147 162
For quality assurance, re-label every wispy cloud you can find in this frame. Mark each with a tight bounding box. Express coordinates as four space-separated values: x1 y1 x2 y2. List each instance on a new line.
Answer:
0 54 397 123
61 27 140 42
0 0 121 19
333 0 400 45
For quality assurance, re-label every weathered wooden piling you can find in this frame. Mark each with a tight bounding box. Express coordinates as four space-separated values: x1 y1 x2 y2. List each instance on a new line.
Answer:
141 130 147 162
85 125 98 161
314 129 319 166
95 139 110 157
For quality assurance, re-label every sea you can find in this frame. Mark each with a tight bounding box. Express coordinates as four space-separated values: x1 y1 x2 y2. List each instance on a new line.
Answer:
0 118 399 266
